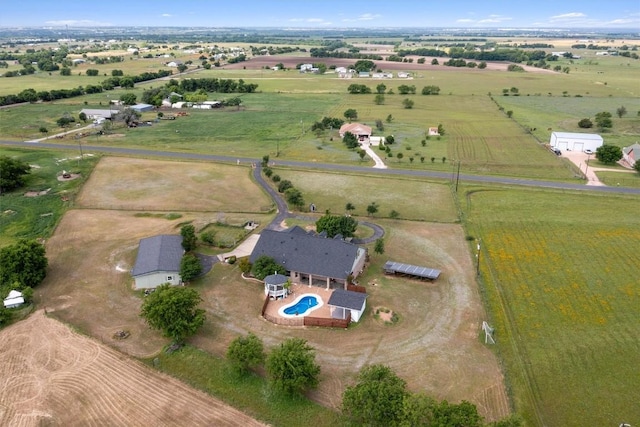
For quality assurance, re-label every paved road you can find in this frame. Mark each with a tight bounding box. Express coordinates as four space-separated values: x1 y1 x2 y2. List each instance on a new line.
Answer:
2 139 639 196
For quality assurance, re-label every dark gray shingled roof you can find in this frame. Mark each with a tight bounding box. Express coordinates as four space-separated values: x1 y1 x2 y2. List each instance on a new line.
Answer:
131 235 183 277
264 273 288 285
249 226 361 280
327 289 368 310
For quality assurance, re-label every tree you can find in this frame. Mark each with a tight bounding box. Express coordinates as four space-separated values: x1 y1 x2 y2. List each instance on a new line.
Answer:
39 126 48 134
180 224 197 252
616 105 627 118
78 112 87 123
402 98 414 109
285 187 305 210
431 58 439 65
396 152 404 162
0 240 48 289
358 149 367 161
119 92 137 105
437 123 446 135
634 160 640 175
266 338 320 396
578 118 593 128
367 202 379 217
595 111 613 130
345 202 355 214
386 114 394 123
342 364 408 426
111 69 124 76
60 67 71 76
140 284 205 343
86 69 99 76
0 156 31 193
227 333 265 375
177 64 188 73
506 110 513 118
374 93 385 105
315 213 358 238
251 255 286 280
374 238 385 255
595 144 622 164
376 83 387 94
180 253 202 282
385 135 395 144
116 108 140 127
343 131 359 149
344 108 358 121
277 179 293 193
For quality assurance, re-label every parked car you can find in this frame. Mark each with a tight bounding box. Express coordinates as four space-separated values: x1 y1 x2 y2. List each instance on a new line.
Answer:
552 148 561 156
584 149 594 155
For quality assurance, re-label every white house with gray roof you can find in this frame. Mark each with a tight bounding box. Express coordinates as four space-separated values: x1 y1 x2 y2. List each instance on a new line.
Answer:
131 235 184 289
250 226 367 289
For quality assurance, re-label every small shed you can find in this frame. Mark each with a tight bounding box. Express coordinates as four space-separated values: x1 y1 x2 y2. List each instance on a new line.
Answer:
550 132 603 152
131 103 154 113
328 289 368 322
264 274 289 299
383 260 441 281
3 290 25 309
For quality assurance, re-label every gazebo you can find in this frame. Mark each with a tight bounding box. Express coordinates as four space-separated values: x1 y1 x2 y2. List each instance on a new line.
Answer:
264 274 289 299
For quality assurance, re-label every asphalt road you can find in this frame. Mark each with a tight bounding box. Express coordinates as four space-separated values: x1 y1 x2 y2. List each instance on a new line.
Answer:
2 139 639 196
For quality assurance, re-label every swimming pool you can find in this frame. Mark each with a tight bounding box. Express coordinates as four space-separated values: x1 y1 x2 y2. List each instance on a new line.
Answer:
278 294 323 318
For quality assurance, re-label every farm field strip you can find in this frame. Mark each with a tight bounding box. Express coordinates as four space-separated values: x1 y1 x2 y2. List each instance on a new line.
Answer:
469 188 640 426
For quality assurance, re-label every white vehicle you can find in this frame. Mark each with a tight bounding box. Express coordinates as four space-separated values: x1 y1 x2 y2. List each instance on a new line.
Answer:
584 149 594 155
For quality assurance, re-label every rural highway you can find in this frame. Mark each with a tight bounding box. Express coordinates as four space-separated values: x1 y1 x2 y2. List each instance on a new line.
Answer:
2 139 640 195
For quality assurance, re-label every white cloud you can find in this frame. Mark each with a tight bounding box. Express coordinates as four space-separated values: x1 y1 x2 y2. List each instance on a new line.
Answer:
456 19 474 23
478 15 512 24
358 13 381 21
161 13 172 17
550 12 586 21
45 19 111 27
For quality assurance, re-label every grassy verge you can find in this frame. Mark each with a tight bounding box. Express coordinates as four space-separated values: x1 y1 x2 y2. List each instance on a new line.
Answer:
143 346 346 427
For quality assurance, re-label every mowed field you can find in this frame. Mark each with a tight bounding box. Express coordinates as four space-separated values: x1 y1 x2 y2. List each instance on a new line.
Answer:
38 157 510 422
0 310 266 427
465 186 640 426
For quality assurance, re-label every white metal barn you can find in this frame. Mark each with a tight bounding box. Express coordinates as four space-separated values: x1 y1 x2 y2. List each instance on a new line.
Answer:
549 132 603 152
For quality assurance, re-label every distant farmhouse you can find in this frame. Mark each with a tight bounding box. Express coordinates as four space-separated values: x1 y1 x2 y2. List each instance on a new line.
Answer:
250 226 367 289
339 122 372 143
549 132 603 152
131 235 184 290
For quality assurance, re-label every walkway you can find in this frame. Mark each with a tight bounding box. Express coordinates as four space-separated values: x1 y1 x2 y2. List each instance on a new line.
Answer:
360 141 387 169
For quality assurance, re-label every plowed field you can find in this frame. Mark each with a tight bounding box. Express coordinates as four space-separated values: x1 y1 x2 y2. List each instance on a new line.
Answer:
0 310 266 427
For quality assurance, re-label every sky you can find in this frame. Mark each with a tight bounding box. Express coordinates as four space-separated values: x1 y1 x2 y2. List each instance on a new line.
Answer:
1 0 639 29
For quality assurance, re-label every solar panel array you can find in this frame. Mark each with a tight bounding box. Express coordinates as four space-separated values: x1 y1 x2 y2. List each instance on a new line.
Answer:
383 261 441 280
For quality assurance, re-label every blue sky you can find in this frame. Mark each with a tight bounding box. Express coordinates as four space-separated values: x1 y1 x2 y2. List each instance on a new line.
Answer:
1 0 639 29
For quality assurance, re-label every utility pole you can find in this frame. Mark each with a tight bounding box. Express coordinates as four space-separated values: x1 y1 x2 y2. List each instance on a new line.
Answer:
455 160 461 192
476 239 481 277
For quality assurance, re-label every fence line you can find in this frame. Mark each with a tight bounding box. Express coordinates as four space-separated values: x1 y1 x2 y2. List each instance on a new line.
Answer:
347 283 367 293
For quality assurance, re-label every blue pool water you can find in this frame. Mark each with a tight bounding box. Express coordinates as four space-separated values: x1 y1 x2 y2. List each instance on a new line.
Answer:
283 296 319 316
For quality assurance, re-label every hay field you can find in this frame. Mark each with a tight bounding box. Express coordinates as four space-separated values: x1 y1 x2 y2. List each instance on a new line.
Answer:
76 157 272 212
0 310 266 427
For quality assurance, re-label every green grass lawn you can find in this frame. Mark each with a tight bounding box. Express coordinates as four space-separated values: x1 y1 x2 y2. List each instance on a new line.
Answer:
462 185 640 426
0 147 99 245
144 346 346 427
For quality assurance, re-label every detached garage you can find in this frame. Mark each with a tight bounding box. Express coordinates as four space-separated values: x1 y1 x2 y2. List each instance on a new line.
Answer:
131 235 184 289
550 132 603 152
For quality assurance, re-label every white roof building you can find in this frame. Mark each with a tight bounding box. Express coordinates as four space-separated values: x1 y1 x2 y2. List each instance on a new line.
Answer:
549 132 603 152
3 290 24 309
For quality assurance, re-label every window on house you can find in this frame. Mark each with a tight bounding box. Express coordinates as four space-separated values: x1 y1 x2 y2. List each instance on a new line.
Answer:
167 276 173 281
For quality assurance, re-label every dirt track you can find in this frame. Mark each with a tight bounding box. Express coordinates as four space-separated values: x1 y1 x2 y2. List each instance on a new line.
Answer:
0 310 266 427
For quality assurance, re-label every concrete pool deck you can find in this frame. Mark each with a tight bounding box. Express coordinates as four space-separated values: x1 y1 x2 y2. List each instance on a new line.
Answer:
263 283 334 320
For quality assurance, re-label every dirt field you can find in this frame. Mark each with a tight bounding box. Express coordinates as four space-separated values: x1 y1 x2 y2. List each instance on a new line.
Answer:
39 157 510 422
0 310 266 427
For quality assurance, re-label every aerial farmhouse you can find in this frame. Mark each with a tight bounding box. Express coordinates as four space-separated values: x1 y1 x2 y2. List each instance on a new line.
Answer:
131 235 184 289
339 122 372 143
549 132 603 152
250 226 367 289
622 143 640 167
